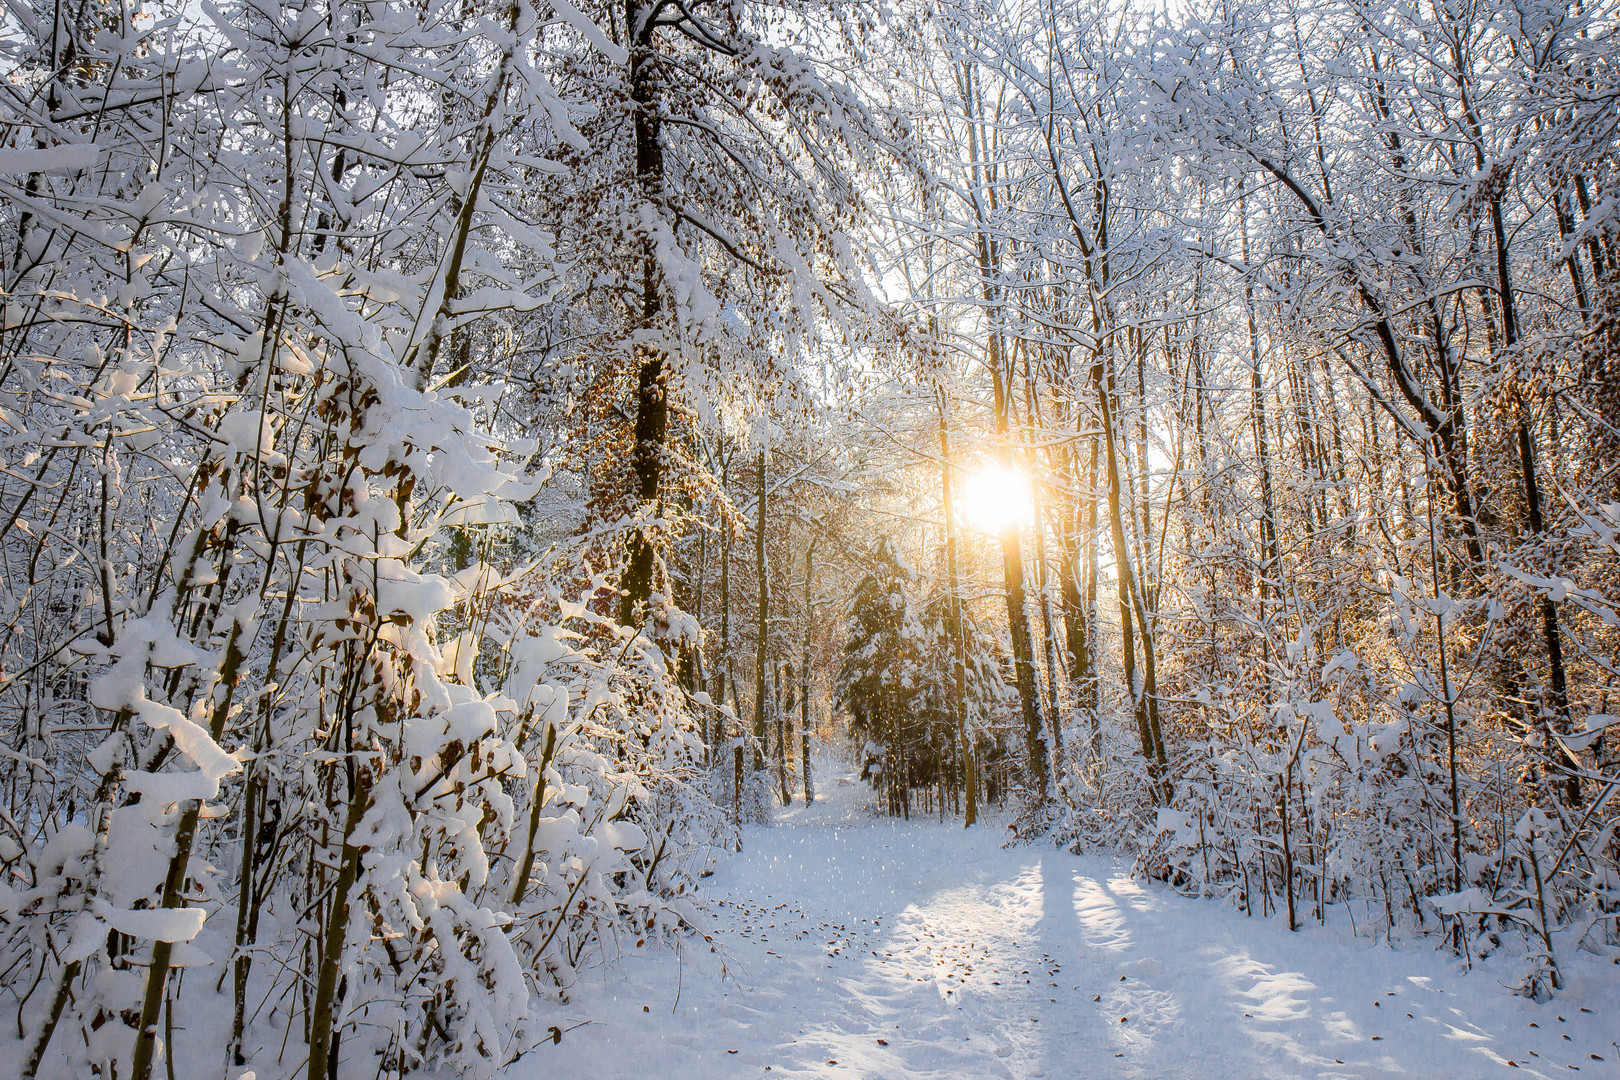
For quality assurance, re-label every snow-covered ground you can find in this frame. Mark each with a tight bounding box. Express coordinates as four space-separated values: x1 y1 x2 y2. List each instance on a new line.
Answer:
522 759 1617 1080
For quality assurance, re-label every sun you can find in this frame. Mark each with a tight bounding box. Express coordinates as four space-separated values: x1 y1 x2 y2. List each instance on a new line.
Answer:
959 464 1032 534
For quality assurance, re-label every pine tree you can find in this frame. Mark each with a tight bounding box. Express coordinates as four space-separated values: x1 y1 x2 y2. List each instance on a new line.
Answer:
910 582 1013 818
837 536 923 817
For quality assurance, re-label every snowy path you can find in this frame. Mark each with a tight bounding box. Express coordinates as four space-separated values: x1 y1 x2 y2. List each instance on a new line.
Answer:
524 768 1617 1080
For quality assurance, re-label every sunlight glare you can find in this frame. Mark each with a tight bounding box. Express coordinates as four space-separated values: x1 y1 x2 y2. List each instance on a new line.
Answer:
960 465 1031 534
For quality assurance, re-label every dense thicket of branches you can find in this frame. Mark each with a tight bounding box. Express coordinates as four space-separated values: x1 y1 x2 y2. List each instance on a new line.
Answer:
0 0 903 1076
0 0 1616 1075
865 0 1620 999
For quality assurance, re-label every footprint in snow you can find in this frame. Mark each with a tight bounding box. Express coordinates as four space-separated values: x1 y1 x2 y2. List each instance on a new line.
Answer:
1116 957 1164 981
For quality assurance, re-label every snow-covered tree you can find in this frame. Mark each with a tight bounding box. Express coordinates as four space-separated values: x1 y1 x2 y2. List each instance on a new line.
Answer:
837 536 925 816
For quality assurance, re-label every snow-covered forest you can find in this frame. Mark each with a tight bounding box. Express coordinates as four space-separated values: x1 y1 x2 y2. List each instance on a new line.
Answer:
0 0 1616 1075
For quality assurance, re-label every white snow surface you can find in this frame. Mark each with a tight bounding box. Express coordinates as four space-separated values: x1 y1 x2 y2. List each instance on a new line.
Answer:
521 760 1618 1080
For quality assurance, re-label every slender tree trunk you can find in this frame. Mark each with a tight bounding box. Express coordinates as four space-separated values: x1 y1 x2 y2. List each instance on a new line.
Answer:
960 58 1046 806
802 539 815 804
1096 354 1169 797
753 447 768 776
228 764 262 1067
305 765 372 1080
1573 174 1611 281
1425 473 1467 897
715 452 731 713
776 660 791 805
1486 190 1580 806
992 351 1049 803
510 725 559 906
1023 358 1066 778
1240 189 1294 925
693 519 709 753
131 620 249 1080
713 453 743 838
1553 186 1591 316
937 388 977 825
1083 421 1101 751
621 0 668 624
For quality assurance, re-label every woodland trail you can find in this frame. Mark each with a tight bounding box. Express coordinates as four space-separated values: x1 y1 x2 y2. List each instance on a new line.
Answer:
525 765 1617 1080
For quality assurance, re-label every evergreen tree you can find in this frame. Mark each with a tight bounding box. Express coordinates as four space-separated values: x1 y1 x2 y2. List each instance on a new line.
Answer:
909 583 1013 812
837 536 923 817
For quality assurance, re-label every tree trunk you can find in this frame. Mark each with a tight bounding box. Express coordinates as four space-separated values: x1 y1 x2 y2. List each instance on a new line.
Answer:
1096 355 1169 797
305 775 371 1080
1023 357 1066 779
802 539 815 804
1083 421 1101 750
621 0 668 625
937 389 977 826
1490 195 1580 807
131 619 249 1080
715 452 731 714
776 660 791 805
1241 188 1293 923
753 446 768 776
960 57 1046 806
992 350 1049 804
